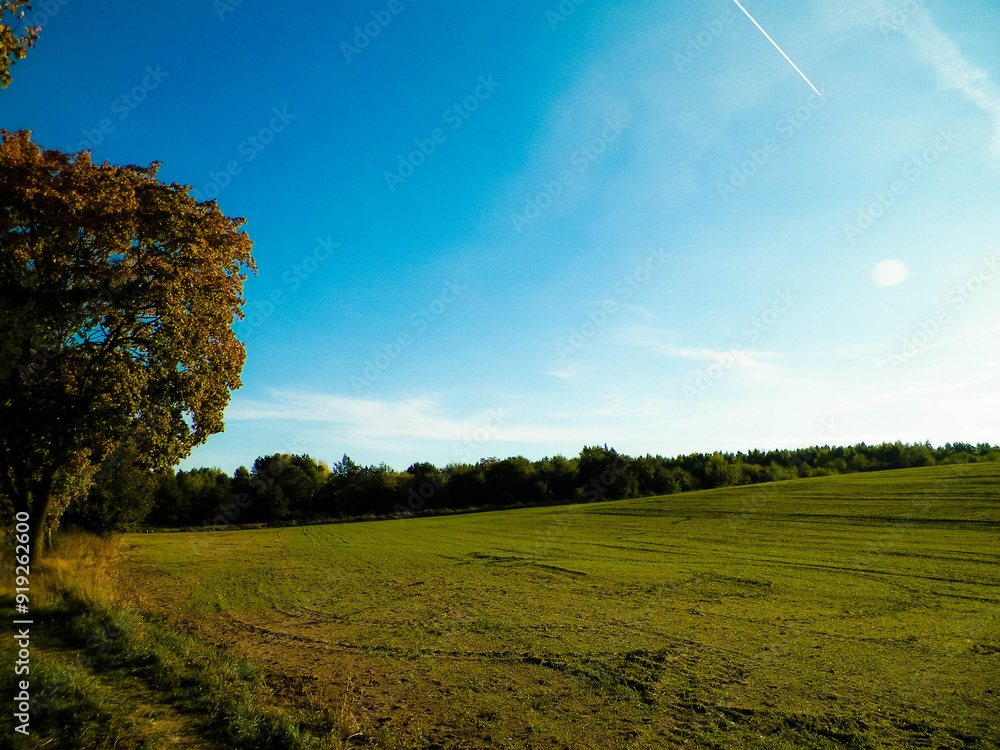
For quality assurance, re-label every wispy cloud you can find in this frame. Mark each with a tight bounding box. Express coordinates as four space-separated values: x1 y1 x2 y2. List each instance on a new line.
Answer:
873 321 1000 368
547 362 583 380
227 390 587 448
619 326 781 369
829 0 1000 156
872 339 949 367
228 392 476 440
902 5 1000 157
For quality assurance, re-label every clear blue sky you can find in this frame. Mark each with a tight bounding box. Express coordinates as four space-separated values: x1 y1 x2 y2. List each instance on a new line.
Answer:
5 0 1000 472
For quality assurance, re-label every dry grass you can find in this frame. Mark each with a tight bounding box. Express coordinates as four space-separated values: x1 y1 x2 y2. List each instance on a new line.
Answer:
30 529 124 610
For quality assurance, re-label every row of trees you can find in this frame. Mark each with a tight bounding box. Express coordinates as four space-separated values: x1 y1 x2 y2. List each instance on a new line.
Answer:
59 441 999 533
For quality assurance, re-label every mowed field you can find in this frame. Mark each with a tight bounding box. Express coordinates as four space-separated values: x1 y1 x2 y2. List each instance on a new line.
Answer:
120 464 1000 749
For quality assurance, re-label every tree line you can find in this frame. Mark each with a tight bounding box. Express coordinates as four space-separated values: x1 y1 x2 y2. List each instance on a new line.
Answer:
59 441 999 534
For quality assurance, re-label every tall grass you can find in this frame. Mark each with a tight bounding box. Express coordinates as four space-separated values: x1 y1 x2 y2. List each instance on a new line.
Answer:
30 529 123 609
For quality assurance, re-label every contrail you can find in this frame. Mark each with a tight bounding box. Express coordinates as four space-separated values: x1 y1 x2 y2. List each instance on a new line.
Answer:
731 0 822 97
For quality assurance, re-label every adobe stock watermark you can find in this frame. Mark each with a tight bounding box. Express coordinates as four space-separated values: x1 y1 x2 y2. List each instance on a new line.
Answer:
392 472 444 517
213 0 243 20
384 75 501 192
546 0 586 30
717 86 830 201
237 236 340 334
26 0 70 28
555 245 669 361
521 453 629 557
390 407 508 514
69 66 169 152
887 255 998 369
875 0 925 39
843 127 957 243
673 7 735 71
351 279 466 392
340 0 415 63
726 416 842 531
453 408 508 462
683 288 798 402
511 113 627 233
191 107 296 202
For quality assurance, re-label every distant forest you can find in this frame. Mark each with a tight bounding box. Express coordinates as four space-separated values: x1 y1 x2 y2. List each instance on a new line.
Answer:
62 441 999 534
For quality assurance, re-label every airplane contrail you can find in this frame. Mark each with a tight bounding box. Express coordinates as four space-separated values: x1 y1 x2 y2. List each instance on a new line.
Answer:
731 0 823 97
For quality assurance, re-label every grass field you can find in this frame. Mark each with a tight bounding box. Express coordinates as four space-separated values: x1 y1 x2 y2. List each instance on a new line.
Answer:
115 464 1000 749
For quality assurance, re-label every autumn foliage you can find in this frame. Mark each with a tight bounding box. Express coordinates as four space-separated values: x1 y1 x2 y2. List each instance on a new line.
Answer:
0 130 255 558
0 0 39 89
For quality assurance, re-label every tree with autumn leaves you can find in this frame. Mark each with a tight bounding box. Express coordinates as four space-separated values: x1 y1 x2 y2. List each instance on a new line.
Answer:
0 130 255 560
1 0 39 89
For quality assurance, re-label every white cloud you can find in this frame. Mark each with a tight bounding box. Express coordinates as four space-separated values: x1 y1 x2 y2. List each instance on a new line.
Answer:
827 0 1000 157
229 391 481 441
901 7 1000 157
227 390 587 450
547 363 582 380
873 321 1000 369
619 326 781 369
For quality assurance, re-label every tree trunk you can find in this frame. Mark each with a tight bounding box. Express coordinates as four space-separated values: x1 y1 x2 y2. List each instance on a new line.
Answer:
23 486 54 565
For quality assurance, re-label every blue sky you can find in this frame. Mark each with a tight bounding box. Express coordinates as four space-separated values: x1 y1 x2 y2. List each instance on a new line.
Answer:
5 0 1000 472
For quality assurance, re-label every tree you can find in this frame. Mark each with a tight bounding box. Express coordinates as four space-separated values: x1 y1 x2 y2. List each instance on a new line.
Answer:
0 131 255 560
577 445 633 501
63 439 158 534
533 455 577 502
1 1 39 89
174 468 238 527
239 453 330 521
902 442 934 468
147 471 187 526
333 463 400 516
630 454 681 497
705 452 736 488
479 456 541 506
442 463 486 509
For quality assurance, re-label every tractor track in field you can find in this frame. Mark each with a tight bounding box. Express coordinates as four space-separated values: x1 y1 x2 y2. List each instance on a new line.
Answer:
207 606 709 670
155 604 999 750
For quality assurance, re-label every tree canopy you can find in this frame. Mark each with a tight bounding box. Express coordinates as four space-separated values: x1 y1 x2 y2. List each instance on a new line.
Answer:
0 1 38 89
0 130 255 558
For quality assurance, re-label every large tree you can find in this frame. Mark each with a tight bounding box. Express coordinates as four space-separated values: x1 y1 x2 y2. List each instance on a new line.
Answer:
1 1 39 89
0 130 255 560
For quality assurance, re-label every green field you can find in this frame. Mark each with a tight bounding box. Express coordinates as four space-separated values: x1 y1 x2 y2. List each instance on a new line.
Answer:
121 464 1000 749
